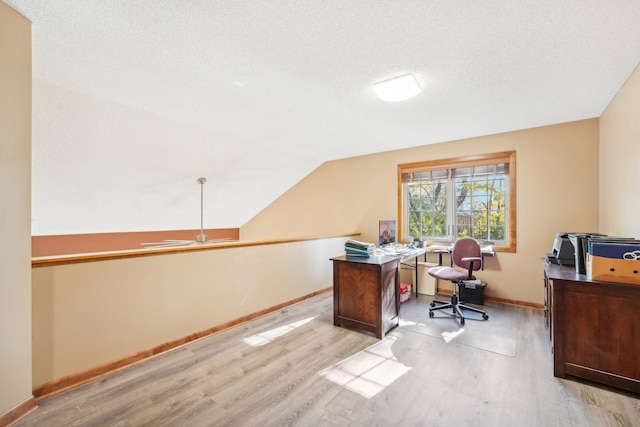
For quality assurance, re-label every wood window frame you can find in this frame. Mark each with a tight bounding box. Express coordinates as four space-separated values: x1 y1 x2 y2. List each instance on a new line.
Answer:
397 150 516 253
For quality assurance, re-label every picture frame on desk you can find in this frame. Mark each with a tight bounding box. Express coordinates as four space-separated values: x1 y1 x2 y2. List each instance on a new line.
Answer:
379 219 396 246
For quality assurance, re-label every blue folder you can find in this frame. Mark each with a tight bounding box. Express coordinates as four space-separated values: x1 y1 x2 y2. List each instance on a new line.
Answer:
591 242 640 259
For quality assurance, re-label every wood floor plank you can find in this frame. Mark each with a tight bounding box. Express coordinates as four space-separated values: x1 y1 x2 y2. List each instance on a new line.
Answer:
14 293 640 426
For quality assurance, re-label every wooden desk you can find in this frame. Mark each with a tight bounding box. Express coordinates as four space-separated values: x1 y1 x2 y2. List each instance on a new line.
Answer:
543 260 640 394
331 255 400 338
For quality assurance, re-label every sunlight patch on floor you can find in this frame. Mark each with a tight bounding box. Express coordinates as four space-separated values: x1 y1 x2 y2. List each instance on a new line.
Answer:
319 336 411 398
242 316 318 346
398 317 423 327
399 316 465 343
442 328 465 343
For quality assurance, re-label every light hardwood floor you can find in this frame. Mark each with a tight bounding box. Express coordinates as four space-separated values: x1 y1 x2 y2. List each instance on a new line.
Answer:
14 293 640 426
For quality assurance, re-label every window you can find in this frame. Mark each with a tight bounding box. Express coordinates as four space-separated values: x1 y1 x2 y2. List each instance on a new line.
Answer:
398 151 516 252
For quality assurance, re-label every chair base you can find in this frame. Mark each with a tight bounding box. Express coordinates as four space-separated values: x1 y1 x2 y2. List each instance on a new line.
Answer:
428 287 489 326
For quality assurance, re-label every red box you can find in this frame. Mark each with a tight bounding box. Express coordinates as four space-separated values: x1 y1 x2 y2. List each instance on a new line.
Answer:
400 282 412 304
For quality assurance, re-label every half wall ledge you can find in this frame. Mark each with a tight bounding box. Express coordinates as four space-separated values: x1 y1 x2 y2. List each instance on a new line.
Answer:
32 232 361 268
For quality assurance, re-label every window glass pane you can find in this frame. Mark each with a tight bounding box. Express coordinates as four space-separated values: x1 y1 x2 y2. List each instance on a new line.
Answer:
470 196 488 210
433 209 447 238
456 223 471 239
406 179 447 241
456 172 507 243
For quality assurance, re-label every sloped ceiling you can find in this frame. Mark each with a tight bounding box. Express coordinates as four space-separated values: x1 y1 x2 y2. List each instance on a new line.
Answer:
6 0 640 235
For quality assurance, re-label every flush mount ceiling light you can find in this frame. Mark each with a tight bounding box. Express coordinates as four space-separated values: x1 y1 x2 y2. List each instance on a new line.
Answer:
374 74 421 102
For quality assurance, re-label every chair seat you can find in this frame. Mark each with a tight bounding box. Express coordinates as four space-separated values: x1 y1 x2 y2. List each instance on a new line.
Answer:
428 266 476 282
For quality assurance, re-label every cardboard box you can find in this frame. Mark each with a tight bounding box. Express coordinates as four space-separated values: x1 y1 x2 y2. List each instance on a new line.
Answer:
400 282 412 304
587 253 640 286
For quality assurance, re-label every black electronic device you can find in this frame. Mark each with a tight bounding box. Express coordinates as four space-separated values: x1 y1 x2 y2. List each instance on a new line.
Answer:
546 233 576 266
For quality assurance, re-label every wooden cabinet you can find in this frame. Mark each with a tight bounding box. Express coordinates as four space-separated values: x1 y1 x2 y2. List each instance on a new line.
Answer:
543 270 553 346
543 261 640 393
331 255 400 339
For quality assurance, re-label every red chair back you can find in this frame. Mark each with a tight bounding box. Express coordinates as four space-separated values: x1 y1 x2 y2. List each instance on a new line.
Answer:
451 237 481 271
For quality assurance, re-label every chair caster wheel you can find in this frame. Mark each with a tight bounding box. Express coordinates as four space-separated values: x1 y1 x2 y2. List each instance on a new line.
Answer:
429 311 434 318
460 318 465 326
430 302 435 307
483 314 489 320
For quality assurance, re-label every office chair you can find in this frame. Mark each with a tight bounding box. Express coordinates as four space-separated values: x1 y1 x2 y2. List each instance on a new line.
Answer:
427 237 489 325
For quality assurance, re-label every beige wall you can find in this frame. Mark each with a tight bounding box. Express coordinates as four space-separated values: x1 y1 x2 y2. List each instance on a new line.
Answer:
599 64 640 238
0 2 33 416
242 120 601 305
31 237 347 386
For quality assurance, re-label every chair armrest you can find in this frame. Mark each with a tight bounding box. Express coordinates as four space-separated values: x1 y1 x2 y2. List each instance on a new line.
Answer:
462 256 483 279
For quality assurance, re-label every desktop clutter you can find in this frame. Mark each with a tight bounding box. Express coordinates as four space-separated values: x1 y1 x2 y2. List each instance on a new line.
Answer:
343 239 420 258
547 232 640 285
343 238 490 305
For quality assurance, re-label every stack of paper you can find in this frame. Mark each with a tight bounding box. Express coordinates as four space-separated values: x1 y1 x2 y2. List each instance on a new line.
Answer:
344 239 375 257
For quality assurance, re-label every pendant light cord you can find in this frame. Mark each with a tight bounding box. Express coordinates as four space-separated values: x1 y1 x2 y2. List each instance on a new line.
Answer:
196 177 208 242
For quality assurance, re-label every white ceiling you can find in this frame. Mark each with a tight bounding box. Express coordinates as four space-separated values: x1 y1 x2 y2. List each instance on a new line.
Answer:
6 0 640 235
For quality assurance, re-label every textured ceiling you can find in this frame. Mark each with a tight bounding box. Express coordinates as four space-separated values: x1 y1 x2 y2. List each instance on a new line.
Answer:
6 0 640 235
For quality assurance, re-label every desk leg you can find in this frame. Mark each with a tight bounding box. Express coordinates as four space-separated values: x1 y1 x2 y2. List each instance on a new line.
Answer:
414 256 419 297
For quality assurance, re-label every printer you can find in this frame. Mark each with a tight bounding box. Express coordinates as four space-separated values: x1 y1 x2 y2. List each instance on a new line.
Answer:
547 233 576 266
